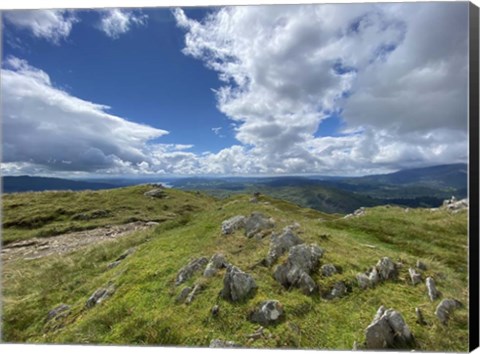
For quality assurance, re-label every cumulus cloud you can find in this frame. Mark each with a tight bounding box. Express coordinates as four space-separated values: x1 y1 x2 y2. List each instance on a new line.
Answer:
98 9 148 39
174 3 468 175
3 9 78 44
1 56 169 175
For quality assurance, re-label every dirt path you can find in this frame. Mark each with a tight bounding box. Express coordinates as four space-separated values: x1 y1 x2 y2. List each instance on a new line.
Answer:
1 221 158 263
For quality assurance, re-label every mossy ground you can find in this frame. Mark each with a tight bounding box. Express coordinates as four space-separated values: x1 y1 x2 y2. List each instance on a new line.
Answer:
1 186 469 350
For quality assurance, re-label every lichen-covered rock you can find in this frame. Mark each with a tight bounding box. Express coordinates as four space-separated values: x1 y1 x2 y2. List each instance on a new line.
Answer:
249 300 284 326
203 253 228 277
288 244 324 273
321 264 337 277
435 299 462 324
175 257 208 285
408 268 422 285
209 339 240 348
144 188 166 198
86 284 115 308
265 229 304 266
426 277 440 301
365 306 415 349
244 212 275 238
376 257 398 281
221 265 257 302
221 215 246 235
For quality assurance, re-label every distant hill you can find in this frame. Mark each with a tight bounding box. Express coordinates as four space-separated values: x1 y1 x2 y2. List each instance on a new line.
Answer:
2 176 117 193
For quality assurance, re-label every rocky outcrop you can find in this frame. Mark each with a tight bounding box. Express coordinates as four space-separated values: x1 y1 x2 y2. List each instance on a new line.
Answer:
325 281 348 299
144 188 167 198
435 299 462 324
244 212 275 238
442 196 468 212
265 229 304 266
426 277 440 301
86 284 115 308
356 257 398 289
273 244 324 295
408 268 422 285
221 215 246 235
175 257 208 285
249 300 284 326
344 207 366 219
221 265 257 302
209 339 240 348
365 306 415 349
203 253 228 277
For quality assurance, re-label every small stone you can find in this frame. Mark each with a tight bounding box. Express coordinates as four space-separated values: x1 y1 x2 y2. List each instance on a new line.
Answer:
435 299 462 324
175 286 191 304
368 267 380 286
408 268 422 285
249 300 284 326
211 305 220 316
416 260 428 271
426 277 440 301
415 307 427 325
47 304 71 321
185 283 203 304
327 281 348 299
356 273 370 289
376 257 398 281
321 264 337 277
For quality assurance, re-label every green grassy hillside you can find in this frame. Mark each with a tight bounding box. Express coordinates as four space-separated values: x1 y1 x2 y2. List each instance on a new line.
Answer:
1 186 469 350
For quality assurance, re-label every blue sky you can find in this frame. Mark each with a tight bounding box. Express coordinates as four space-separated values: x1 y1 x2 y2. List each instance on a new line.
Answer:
1 3 469 177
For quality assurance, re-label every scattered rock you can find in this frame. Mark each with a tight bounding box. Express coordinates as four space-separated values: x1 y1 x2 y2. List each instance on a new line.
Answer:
211 305 220 317
221 215 246 235
175 257 208 285
442 197 468 212
47 304 71 321
175 286 192 304
273 244 323 295
416 260 428 271
326 281 348 299
415 307 427 325
408 268 422 285
249 300 284 326
365 306 415 349
86 284 115 308
221 265 257 302
356 273 371 290
426 277 440 301
321 264 338 277
246 326 264 340
144 189 167 198
435 299 462 324
209 339 240 348
265 229 304 266
376 257 398 281
203 253 228 277
368 267 380 286
107 260 122 269
344 207 366 219
244 212 275 238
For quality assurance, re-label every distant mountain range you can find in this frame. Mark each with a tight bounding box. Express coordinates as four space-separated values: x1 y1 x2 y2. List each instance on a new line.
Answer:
2 163 467 214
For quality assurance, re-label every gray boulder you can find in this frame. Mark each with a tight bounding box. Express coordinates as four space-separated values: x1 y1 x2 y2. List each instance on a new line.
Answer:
356 273 371 289
321 264 338 277
244 212 274 238
288 244 324 273
435 299 462 324
249 300 284 326
209 339 240 348
426 277 440 301
326 281 348 299
368 267 380 286
144 188 166 198
86 284 115 308
376 257 398 281
408 268 422 285
265 229 304 266
203 253 228 277
221 215 246 235
175 257 208 285
221 265 257 302
365 306 415 349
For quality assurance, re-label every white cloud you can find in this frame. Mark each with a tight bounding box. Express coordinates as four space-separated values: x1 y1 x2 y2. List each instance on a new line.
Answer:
1 56 169 175
173 3 468 175
98 9 147 39
3 9 78 44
